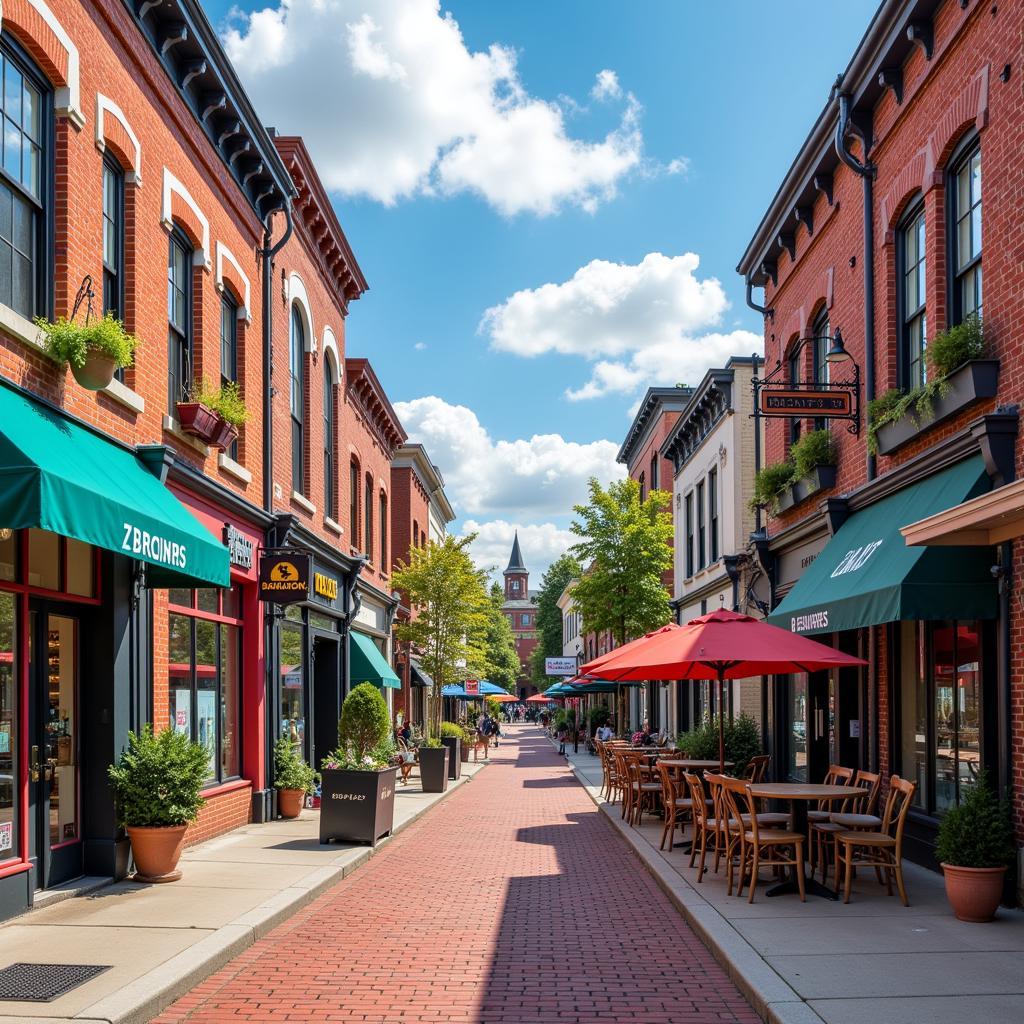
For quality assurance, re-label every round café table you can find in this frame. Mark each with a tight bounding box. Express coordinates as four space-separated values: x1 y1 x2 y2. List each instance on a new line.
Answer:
747 782 867 900
657 760 735 850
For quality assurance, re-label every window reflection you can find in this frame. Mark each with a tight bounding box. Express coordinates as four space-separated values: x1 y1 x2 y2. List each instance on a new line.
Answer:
789 675 807 782
0 593 16 861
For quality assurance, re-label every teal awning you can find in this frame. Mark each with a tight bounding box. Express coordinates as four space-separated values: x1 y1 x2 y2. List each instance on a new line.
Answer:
768 456 997 634
350 630 400 689
0 382 229 588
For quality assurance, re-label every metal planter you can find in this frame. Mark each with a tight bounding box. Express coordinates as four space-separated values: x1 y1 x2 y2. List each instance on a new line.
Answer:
440 737 462 779
319 766 398 847
776 465 837 514
418 747 449 793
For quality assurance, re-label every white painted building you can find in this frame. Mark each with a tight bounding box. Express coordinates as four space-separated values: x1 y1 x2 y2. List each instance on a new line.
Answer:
558 580 583 661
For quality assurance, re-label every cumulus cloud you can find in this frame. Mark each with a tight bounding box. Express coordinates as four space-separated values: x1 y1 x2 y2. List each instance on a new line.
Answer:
223 0 656 216
460 519 577 582
393 395 625 519
413 341 427 351
480 251 763 399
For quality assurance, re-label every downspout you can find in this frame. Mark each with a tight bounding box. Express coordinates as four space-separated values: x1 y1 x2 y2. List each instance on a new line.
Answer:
745 278 773 321
834 89 876 482
751 350 763 533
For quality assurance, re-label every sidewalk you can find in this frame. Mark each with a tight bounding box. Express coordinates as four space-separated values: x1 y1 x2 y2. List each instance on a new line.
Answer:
0 761 485 1024
564 744 1024 1024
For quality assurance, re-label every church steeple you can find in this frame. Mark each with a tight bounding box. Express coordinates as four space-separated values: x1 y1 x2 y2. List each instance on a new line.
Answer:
503 532 529 599
504 531 527 574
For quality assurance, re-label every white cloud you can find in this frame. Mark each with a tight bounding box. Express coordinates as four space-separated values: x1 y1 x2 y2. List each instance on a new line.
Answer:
461 519 577 582
480 251 763 399
413 341 427 351
591 69 622 101
223 0 656 216
393 395 625 519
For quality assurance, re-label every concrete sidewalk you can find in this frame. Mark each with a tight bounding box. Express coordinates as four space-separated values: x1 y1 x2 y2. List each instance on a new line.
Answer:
0 760 486 1024
563 743 1024 1024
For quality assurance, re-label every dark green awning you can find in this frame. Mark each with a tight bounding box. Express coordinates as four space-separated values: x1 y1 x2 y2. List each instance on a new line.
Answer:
350 630 400 689
0 382 229 588
768 455 996 634
410 659 433 688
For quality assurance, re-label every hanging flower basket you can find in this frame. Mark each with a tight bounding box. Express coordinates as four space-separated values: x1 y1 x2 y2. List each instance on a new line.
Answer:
70 346 119 390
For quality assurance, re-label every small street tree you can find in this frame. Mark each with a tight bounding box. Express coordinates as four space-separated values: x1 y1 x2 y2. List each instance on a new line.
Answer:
484 582 520 692
391 534 490 739
569 477 673 647
528 553 583 689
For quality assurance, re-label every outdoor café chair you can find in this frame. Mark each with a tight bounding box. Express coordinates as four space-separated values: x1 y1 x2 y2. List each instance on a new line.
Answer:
807 764 855 824
742 754 770 783
812 769 883 885
683 771 723 882
626 753 662 827
657 761 711 851
835 776 917 906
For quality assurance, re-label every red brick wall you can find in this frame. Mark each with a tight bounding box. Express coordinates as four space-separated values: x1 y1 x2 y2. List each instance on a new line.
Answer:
185 784 253 847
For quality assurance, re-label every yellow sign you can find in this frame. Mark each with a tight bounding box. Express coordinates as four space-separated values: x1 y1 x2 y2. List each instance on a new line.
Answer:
314 572 338 601
258 551 310 603
271 562 300 582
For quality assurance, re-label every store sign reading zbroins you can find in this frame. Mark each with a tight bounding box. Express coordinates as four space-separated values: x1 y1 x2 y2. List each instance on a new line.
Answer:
258 551 310 604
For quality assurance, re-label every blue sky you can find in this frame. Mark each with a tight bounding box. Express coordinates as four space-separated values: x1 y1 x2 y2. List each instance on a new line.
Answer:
205 0 876 578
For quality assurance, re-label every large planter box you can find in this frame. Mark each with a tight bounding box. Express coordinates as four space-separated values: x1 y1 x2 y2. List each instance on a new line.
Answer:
875 359 999 456
319 766 398 847
176 401 220 443
776 465 837 514
419 747 449 793
441 737 462 779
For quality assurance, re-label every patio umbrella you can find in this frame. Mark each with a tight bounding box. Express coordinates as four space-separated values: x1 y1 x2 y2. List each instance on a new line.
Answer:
581 609 867 770
490 692 519 703
526 692 555 703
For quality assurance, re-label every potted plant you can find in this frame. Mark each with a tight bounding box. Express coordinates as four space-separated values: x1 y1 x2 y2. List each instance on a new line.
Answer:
273 737 316 819
208 380 248 451
177 379 249 448
439 721 463 780
936 773 1014 922
749 460 797 516
107 725 208 883
418 738 449 793
319 683 399 846
459 725 472 763
37 311 138 390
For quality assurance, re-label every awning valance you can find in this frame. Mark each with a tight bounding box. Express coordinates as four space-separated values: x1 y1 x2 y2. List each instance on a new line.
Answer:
350 630 400 689
768 456 997 634
901 476 1024 547
410 659 433 688
0 383 229 588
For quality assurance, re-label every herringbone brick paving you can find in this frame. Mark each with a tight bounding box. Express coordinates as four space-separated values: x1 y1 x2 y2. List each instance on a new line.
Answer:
153 726 758 1023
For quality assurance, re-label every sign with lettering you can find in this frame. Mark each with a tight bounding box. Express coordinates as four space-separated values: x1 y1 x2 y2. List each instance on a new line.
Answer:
464 679 480 696
258 551 310 603
314 571 338 602
224 524 255 570
545 657 577 676
758 389 853 417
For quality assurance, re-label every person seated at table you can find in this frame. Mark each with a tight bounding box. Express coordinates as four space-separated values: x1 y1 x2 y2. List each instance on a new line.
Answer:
596 723 614 742
639 720 656 746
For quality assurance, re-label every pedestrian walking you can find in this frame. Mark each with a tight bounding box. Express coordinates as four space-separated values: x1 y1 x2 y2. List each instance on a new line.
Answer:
556 722 567 755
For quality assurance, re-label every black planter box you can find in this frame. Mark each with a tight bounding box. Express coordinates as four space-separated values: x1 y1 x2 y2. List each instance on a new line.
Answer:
419 746 449 793
875 359 999 456
441 737 462 779
776 465 836 514
319 766 398 847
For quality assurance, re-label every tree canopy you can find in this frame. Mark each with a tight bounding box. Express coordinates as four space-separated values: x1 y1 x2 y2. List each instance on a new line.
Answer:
483 581 520 692
528 552 583 688
569 477 673 647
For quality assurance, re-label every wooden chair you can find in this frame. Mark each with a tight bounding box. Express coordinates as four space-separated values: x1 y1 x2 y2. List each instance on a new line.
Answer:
835 776 917 906
811 769 882 885
657 761 711 851
594 740 611 798
706 772 744 891
626 753 662 827
683 771 723 882
723 777 806 903
743 754 770 783
612 749 631 816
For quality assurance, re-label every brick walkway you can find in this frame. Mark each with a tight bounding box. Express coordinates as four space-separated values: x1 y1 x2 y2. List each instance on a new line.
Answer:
154 727 758 1023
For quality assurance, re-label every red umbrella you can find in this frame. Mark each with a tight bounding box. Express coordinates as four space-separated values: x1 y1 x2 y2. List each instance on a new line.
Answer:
581 609 867 769
526 692 556 703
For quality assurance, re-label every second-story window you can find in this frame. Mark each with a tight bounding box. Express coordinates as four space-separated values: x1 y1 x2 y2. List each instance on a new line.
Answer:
812 309 830 430
685 493 694 578
349 460 359 542
900 202 927 389
638 472 645 503
379 492 387 572
787 342 801 445
0 41 47 321
951 142 982 322
289 306 304 495
323 362 335 520
220 294 238 459
650 453 658 491
167 231 192 411
102 156 124 322
364 475 373 560
708 467 719 562
696 480 706 569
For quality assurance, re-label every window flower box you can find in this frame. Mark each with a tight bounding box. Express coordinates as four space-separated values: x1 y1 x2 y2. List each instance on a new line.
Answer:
776 465 837 514
875 360 999 456
176 401 220 443
211 418 238 452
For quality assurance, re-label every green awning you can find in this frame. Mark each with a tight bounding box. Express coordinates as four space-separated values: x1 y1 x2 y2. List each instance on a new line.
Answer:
0 382 229 588
350 630 400 689
768 455 996 634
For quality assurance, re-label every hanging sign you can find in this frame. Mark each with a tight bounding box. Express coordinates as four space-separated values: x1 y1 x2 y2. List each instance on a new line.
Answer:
545 657 577 676
224 525 255 570
758 388 853 416
464 679 480 696
258 550 310 603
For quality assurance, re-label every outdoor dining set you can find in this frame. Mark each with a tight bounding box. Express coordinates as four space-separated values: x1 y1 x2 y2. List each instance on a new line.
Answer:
593 740 916 905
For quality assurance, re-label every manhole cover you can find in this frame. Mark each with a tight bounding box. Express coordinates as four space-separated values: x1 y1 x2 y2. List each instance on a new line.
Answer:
0 963 110 1002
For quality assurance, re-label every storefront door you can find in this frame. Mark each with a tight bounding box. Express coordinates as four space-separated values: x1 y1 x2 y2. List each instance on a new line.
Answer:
785 671 833 782
27 605 82 890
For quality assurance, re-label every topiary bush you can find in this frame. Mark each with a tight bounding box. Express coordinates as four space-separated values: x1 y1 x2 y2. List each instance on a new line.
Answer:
935 772 1014 868
273 736 316 793
108 725 208 828
440 721 464 739
333 682 392 770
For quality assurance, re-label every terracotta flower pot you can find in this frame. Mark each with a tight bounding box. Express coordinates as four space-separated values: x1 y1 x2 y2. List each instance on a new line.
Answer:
941 863 1006 922
126 824 188 883
71 347 118 390
278 787 306 819
211 417 239 452
176 401 219 442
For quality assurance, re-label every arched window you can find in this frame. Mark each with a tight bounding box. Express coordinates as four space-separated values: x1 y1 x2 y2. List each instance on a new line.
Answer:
812 308 830 430
950 140 982 323
168 229 193 411
364 474 374 560
220 291 238 459
899 199 927 390
289 306 305 495
379 492 388 572
323 361 336 519
0 40 48 320
349 460 360 541
102 155 124 323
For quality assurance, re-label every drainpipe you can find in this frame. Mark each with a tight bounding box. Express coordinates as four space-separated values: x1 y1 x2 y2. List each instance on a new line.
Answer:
745 278 773 321
751 351 763 533
834 90 876 482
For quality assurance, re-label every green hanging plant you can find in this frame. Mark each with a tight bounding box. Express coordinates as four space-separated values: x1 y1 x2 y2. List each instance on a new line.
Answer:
189 378 249 426
790 428 836 480
36 312 138 370
749 460 797 515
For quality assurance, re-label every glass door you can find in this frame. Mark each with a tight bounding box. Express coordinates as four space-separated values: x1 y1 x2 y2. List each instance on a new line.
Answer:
28 608 81 889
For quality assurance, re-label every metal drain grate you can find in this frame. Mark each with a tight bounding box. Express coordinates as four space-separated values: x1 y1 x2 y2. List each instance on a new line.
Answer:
0 962 110 1002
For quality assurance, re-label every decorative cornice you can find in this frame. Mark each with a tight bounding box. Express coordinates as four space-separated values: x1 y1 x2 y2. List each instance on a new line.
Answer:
661 369 735 471
617 386 693 467
345 358 407 457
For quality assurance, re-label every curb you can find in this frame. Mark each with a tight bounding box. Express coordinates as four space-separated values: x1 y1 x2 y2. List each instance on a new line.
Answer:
563 751 826 1024
73 763 485 1024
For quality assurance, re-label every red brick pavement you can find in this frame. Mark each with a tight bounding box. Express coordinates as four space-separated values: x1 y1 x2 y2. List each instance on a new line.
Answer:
153 727 759 1023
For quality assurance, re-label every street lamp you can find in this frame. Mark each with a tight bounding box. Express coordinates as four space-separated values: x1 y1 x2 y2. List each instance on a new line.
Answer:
825 327 852 364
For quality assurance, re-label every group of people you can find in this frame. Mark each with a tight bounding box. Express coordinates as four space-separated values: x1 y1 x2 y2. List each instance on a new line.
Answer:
476 712 502 745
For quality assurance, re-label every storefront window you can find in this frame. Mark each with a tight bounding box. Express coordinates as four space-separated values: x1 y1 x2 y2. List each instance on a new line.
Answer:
789 675 808 782
308 612 336 632
0 530 14 581
0 592 16 861
65 538 93 597
22 531 95 597
167 587 243 784
280 624 305 752
28 529 59 590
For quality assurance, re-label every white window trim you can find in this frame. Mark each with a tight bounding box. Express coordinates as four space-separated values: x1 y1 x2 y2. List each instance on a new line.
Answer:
95 94 141 184
218 452 252 485
291 490 316 516
287 273 315 352
161 169 211 270
215 242 251 323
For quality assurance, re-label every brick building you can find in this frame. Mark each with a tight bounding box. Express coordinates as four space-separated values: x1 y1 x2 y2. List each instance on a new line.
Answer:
501 534 539 698
736 0 1024 885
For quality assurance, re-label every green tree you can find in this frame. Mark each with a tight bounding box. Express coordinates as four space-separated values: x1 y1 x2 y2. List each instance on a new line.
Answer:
483 582 520 692
569 477 673 646
391 534 490 739
528 553 583 688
